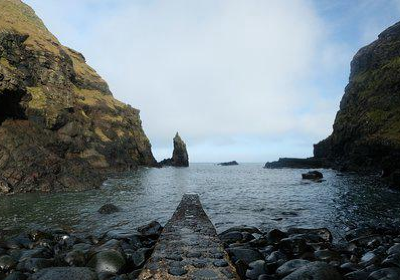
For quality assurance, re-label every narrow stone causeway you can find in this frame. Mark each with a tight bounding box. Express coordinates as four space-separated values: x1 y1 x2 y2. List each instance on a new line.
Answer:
138 194 239 279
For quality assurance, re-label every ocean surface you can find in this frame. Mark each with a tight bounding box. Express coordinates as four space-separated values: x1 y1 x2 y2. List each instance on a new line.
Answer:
1 163 400 240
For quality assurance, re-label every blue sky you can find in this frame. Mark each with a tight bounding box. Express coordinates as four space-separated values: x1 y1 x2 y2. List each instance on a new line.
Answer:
24 0 400 162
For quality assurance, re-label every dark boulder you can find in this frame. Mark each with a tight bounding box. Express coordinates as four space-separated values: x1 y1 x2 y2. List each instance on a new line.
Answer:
98 204 120 214
302 171 323 180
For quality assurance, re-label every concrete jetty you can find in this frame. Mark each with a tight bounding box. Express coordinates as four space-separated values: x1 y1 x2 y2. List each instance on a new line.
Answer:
138 194 239 279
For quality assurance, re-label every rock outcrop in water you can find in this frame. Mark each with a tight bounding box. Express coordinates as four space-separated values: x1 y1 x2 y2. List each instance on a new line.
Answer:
264 158 329 169
218 161 239 166
159 133 189 167
0 0 157 194
314 21 400 175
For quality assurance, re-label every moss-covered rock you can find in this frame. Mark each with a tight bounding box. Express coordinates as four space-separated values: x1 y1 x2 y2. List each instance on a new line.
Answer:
314 21 400 173
0 0 157 193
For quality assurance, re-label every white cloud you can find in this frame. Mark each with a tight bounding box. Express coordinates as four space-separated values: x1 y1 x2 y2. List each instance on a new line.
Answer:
25 0 344 161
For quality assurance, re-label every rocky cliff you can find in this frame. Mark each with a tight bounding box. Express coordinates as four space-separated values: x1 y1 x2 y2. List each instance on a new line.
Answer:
0 0 157 193
314 21 400 173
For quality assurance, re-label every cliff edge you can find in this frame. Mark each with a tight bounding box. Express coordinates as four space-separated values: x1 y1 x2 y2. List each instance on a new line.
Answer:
314 21 400 174
0 0 157 193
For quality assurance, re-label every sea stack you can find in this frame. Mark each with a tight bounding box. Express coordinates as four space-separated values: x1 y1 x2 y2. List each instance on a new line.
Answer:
160 133 189 167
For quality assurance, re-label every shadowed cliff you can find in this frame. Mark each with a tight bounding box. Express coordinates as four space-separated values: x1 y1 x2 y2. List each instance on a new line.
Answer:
314 21 400 174
0 0 157 193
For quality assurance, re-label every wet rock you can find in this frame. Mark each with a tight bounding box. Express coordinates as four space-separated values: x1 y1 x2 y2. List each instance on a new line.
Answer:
266 251 287 263
278 236 309 256
30 267 97 280
98 204 119 214
137 221 162 237
17 258 53 273
245 260 267 279
387 244 400 255
0 255 16 271
227 248 263 265
314 249 341 262
287 228 333 243
87 250 126 274
131 248 148 268
267 229 288 244
360 251 381 266
4 271 27 280
339 262 361 274
220 231 243 244
220 226 262 236
64 250 86 266
302 171 323 180
282 261 342 280
367 267 400 280
0 178 11 194
276 259 310 277
381 253 400 268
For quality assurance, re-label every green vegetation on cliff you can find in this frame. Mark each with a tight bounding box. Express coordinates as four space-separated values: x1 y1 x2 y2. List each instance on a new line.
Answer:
0 0 157 193
314 21 400 172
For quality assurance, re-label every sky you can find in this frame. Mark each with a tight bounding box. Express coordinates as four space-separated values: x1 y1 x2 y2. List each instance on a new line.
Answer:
24 0 400 162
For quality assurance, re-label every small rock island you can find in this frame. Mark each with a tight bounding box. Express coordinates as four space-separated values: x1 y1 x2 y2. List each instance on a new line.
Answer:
218 161 239 166
159 133 189 167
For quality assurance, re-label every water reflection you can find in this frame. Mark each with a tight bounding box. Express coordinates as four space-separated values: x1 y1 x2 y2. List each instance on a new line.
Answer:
0 164 398 240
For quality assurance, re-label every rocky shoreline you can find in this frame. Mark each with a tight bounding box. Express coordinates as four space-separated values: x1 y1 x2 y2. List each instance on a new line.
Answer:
2 223 400 280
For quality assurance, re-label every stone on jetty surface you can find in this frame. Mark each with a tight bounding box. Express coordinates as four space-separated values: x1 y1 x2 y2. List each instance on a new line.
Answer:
0 0 157 194
159 132 189 167
31 267 97 280
138 194 239 279
218 161 239 166
302 171 323 180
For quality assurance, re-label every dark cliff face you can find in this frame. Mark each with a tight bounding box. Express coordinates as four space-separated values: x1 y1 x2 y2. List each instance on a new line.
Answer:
314 21 400 172
0 0 157 193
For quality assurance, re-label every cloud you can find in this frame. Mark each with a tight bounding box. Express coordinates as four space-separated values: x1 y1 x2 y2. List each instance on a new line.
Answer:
25 0 391 161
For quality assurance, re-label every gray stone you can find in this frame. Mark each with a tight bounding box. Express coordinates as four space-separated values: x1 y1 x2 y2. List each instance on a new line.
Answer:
17 258 53 273
213 259 228 267
4 271 27 280
220 231 243 244
31 267 97 280
282 261 342 280
367 267 400 280
192 269 219 279
168 266 187 276
87 250 126 274
0 255 16 271
98 204 119 214
277 259 310 277
64 250 86 266
314 249 341 262
246 260 267 280
132 249 146 268
227 248 263 265
388 244 400 255
137 221 162 236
